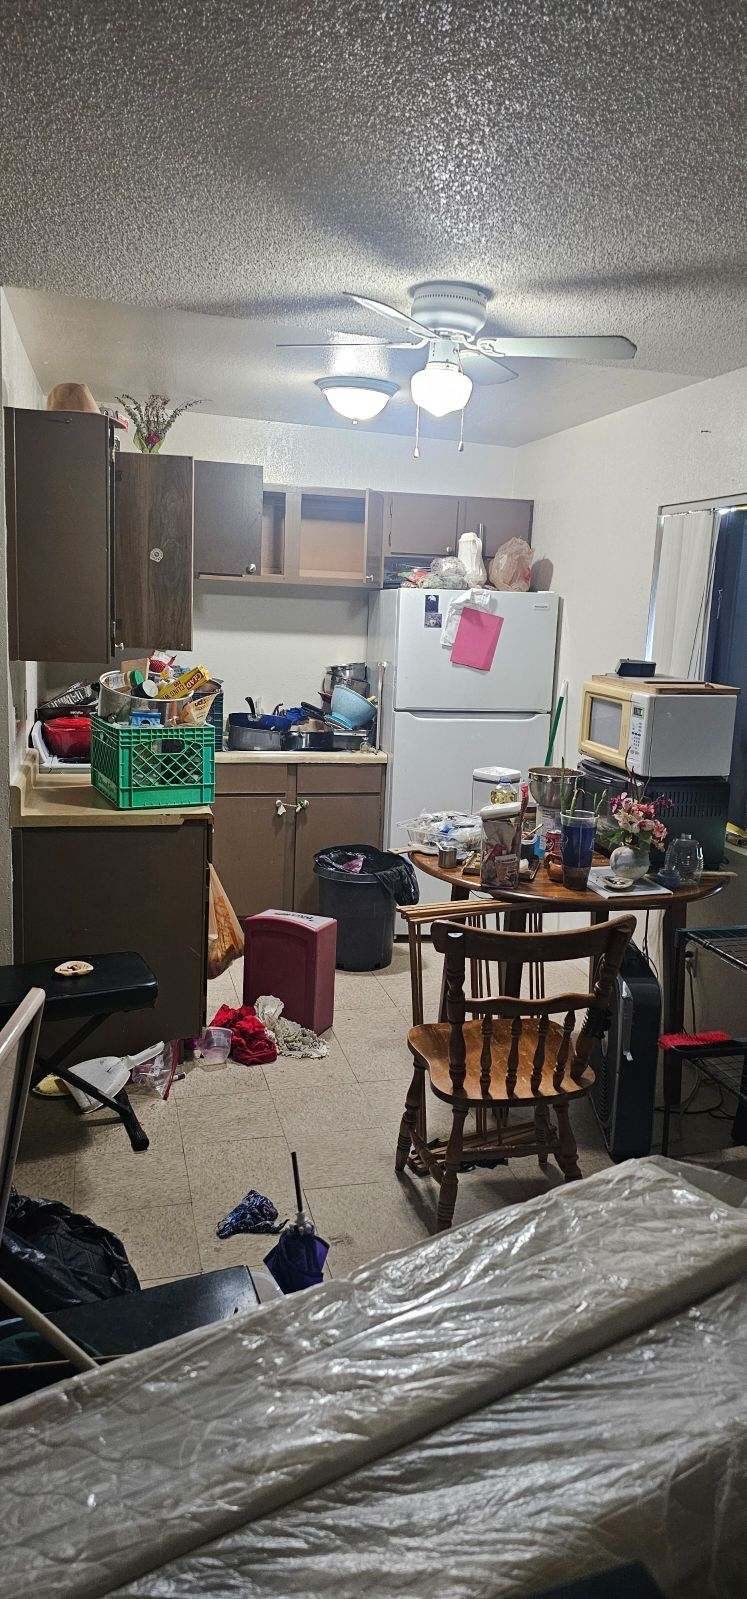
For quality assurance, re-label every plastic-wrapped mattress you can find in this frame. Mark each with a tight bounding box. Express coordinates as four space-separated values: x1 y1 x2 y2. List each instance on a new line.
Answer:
1 1158 745 1599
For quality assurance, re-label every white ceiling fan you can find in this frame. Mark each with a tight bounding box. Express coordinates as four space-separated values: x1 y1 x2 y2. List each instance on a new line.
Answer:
278 280 637 431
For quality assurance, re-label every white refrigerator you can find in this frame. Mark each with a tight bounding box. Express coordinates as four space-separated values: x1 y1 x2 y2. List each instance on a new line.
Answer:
368 588 560 911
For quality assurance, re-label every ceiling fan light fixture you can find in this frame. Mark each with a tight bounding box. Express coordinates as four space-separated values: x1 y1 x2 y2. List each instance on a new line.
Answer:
315 376 397 422
410 360 473 417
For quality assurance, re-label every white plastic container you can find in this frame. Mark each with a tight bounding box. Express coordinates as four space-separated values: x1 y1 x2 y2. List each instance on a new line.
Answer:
192 1026 232 1065
472 766 521 812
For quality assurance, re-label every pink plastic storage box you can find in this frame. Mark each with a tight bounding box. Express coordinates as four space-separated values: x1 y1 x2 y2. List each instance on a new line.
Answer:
241 910 336 1035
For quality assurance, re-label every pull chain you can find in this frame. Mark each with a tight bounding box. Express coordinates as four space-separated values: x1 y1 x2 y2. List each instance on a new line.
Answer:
413 404 421 459
457 405 465 453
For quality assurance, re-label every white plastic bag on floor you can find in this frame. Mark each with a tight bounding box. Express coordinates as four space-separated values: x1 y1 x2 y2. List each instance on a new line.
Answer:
255 995 328 1059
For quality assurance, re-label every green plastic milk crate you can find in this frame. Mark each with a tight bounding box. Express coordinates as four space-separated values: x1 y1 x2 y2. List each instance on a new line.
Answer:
91 717 215 809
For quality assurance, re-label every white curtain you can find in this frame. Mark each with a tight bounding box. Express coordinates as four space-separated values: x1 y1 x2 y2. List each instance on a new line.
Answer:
651 509 716 678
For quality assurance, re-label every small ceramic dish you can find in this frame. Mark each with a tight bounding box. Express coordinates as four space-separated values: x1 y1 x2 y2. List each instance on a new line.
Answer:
602 874 635 892
54 959 94 977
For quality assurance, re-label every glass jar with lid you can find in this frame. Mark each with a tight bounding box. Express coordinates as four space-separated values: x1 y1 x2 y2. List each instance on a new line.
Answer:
663 833 704 884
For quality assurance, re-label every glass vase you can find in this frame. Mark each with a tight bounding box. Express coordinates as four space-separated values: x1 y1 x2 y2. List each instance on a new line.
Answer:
609 841 650 881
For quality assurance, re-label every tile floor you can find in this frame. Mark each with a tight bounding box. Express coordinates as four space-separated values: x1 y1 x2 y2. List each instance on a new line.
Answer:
13 942 741 1285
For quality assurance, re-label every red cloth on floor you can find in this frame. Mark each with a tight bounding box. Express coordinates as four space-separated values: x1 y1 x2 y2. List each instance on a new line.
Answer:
211 1003 278 1066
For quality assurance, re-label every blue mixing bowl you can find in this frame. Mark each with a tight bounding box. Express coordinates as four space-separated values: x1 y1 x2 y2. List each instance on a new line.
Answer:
329 684 376 730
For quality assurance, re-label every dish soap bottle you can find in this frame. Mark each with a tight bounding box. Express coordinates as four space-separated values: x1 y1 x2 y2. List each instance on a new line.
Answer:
457 529 486 586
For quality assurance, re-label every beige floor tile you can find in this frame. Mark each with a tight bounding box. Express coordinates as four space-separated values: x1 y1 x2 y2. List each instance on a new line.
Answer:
197 1226 282 1273
82 1198 201 1283
17 1095 91 1161
274 1081 373 1145
186 1133 293 1210
306 1180 432 1276
262 1051 357 1110
331 991 406 1042
13 1151 75 1207
332 973 391 1012
286 1125 398 1190
339 1029 413 1085
74 1131 191 1212
177 1087 283 1153
173 1058 273 1101
73 1093 180 1159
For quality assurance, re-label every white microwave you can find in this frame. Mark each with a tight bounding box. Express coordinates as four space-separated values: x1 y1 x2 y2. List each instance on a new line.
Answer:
578 676 738 778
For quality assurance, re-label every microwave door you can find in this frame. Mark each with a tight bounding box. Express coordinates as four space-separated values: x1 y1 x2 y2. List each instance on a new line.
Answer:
645 693 737 778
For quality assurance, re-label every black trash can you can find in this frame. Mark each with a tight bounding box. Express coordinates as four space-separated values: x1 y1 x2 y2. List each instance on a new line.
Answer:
313 846 418 971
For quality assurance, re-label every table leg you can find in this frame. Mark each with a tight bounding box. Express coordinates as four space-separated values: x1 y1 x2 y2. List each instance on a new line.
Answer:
732 1049 747 1145
503 908 527 997
661 901 688 1153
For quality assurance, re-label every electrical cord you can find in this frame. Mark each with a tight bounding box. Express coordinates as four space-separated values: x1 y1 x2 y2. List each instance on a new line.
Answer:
655 960 736 1121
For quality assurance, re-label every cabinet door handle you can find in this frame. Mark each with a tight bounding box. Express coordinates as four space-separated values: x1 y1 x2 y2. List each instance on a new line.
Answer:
246 563 257 574
275 798 287 816
295 798 309 813
149 547 164 563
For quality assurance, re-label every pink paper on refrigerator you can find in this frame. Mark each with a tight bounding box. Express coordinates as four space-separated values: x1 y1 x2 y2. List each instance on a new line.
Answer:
450 606 504 671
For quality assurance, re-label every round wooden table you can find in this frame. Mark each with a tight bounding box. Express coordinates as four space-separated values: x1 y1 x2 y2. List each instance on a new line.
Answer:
408 850 733 1113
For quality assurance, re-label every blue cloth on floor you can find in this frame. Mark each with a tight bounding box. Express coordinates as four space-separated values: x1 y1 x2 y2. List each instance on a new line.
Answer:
216 1190 285 1238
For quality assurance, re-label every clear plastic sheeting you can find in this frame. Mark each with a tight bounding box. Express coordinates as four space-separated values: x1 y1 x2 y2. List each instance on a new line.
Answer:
0 1159 745 1599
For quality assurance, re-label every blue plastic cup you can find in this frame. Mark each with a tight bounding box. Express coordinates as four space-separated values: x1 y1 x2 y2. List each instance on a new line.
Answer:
560 810 596 889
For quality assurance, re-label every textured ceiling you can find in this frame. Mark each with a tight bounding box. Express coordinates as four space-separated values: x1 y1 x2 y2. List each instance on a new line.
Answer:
1 1 744 446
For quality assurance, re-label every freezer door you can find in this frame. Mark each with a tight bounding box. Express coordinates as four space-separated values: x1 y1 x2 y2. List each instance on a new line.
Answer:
384 710 552 849
392 589 559 712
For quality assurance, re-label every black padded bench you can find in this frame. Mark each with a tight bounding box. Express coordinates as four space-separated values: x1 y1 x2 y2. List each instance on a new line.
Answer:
0 953 158 1151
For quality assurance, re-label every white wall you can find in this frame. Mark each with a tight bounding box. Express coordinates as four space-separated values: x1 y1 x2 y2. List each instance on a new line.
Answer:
0 291 45 957
513 367 747 760
125 411 516 713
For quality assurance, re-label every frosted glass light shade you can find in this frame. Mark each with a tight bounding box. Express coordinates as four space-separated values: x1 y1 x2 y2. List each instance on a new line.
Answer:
410 360 473 417
316 376 397 421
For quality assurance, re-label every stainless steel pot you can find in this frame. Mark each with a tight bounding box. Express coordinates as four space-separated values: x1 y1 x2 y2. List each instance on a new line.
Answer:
322 663 369 698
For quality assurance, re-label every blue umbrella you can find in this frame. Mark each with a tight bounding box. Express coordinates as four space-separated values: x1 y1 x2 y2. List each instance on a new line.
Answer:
264 1152 329 1294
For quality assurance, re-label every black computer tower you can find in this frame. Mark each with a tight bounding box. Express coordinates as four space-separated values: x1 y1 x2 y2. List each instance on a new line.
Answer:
589 942 661 1160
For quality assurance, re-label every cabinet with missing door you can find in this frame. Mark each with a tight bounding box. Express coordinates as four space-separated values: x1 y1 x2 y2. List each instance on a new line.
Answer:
211 759 386 919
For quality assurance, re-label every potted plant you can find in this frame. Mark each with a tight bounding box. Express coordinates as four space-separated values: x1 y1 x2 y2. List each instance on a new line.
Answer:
116 393 201 454
609 778 667 881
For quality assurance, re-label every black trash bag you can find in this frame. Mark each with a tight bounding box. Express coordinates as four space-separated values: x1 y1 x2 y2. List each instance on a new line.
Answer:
314 845 419 905
0 1191 140 1309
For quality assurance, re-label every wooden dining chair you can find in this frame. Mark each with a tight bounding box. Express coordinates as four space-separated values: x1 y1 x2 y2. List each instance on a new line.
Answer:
395 914 636 1231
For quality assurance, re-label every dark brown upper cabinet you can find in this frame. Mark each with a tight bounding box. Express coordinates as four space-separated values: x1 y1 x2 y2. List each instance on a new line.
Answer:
385 492 460 556
193 460 263 577
5 407 115 662
115 453 194 650
456 496 533 559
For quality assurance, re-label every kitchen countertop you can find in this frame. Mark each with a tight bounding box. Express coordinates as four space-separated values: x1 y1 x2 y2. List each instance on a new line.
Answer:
11 748 387 827
215 750 387 765
11 758 213 829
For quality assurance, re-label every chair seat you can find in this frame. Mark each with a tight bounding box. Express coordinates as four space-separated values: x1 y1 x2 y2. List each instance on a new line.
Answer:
408 1018 594 1104
0 952 157 1024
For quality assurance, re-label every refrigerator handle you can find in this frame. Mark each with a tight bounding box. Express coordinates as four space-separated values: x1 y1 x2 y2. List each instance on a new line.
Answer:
375 661 387 751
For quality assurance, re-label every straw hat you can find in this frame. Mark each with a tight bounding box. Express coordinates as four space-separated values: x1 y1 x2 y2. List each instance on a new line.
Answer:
46 381 100 414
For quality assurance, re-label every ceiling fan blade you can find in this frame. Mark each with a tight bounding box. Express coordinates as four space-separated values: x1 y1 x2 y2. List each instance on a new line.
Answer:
461 349 518 384
275 340 392 348
346 292 435 340
276 334 428 351
478 335 637 361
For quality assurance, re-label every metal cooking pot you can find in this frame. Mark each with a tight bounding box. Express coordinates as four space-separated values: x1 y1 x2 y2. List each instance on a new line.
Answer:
322 663 369 698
